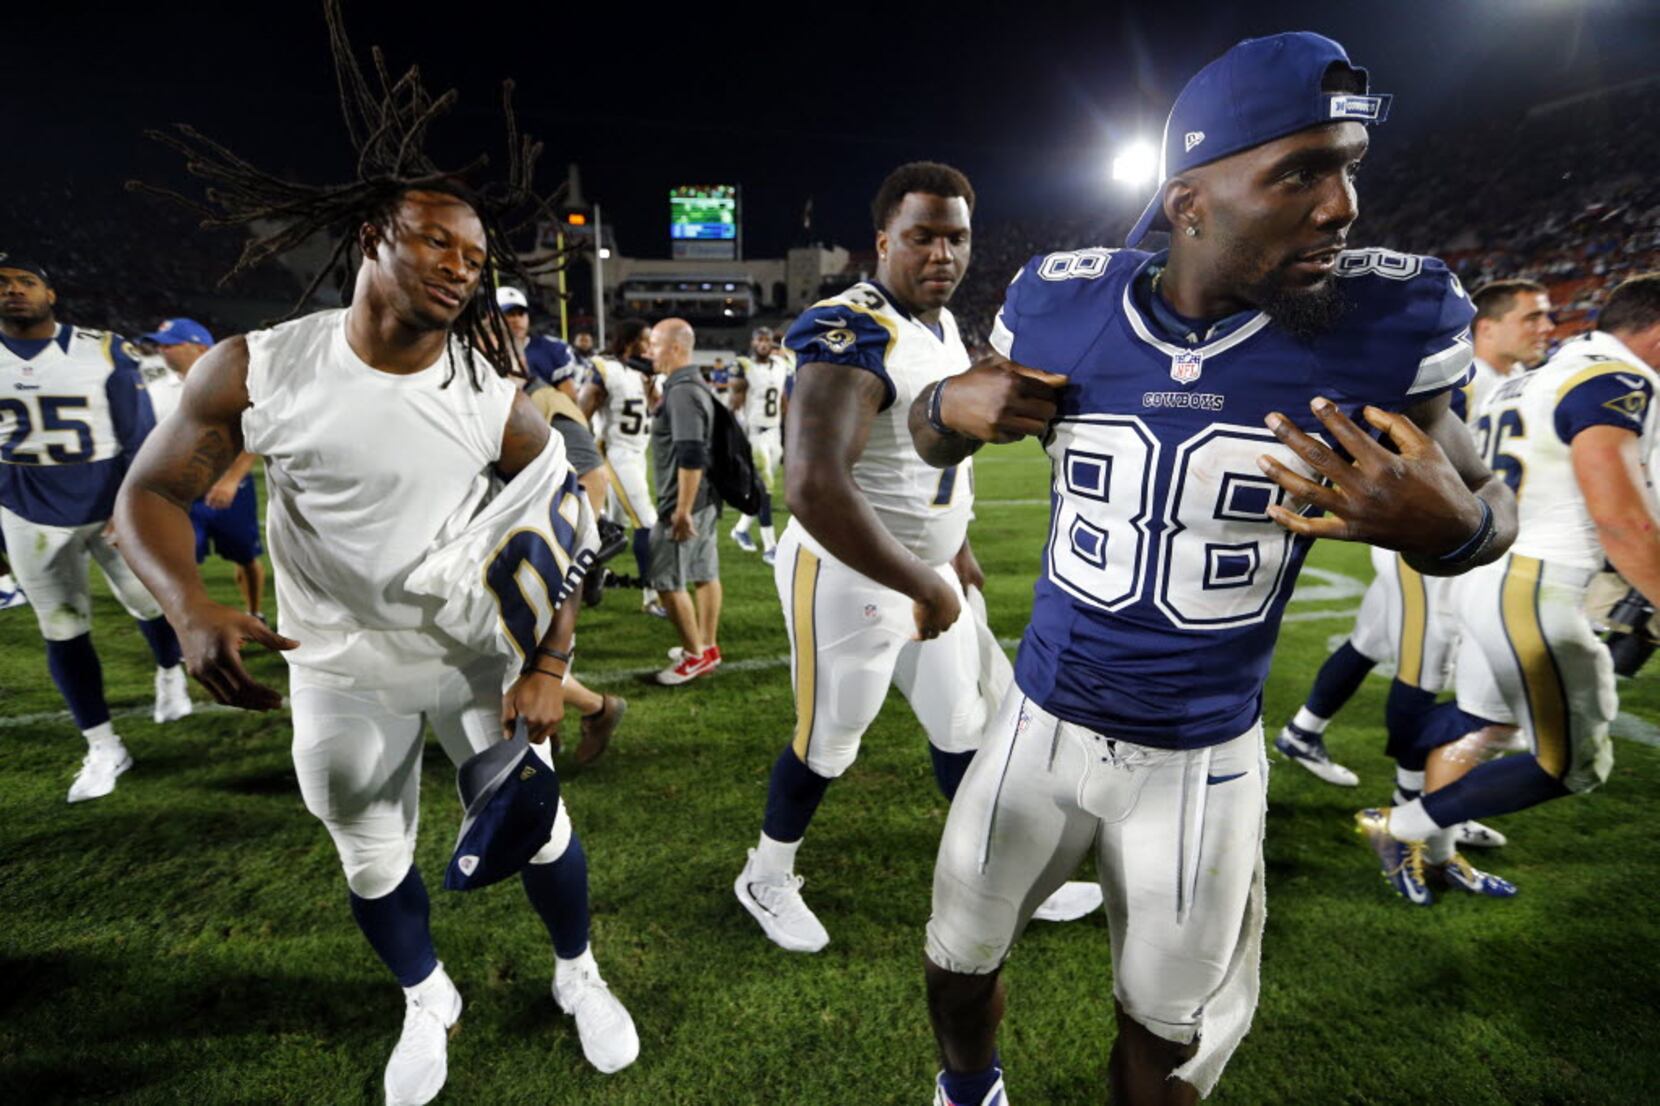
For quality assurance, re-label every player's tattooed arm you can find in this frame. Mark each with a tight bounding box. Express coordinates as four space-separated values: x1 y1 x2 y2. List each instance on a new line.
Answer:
909 354 1068 467
1258 393 1517 576
115 335 296 710
496 388 555 479
789 362 960 640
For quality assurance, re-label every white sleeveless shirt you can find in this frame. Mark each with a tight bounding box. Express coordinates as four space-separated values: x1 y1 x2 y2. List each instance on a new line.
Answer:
241 309 515 675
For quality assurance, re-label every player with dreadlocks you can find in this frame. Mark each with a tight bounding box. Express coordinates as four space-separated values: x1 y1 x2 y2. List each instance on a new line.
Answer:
113 3 638 1102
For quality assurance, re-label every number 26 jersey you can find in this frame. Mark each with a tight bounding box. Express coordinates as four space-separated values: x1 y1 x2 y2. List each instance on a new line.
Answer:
995 247 1474 748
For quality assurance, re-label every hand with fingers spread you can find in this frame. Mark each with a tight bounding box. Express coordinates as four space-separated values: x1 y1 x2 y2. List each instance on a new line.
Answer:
936 355 1068 443
176 600 297 710
502 668 565 746
1257 396 1486 556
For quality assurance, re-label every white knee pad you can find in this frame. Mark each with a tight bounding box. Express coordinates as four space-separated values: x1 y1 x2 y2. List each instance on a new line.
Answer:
527 798 573 866
344 842 418 901
37 607 93 642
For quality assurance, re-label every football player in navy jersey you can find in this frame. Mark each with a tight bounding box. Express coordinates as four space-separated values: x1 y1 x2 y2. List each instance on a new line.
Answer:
0 260 191 803
498 286 580 398
907 34 1517 1106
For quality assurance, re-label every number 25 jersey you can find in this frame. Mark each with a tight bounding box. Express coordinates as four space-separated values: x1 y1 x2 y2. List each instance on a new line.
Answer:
996 247 1474 749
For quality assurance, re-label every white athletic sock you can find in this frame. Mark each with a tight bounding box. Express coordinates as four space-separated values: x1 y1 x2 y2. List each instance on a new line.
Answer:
1395 767 1426 794
555 945 597 985
760 525 776 551
754 832 801 878
1388 798 1440 841
1292 707 1330 734
642 588 658 606
733 515 754 535
82 721 119 751
1426 828 1456 864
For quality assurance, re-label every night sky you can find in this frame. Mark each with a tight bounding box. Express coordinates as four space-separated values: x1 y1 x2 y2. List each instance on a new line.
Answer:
13 0 1660 259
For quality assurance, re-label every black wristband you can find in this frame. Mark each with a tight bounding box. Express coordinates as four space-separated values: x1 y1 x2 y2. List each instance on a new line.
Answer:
1436 498 1496 567
926 378 959 437
537 646 573 664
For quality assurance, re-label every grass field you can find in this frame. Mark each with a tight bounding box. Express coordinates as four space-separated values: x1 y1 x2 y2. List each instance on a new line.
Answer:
3 442 1658 1105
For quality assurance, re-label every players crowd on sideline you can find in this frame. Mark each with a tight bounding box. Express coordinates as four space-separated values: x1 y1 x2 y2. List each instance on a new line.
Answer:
5 15 1660 1106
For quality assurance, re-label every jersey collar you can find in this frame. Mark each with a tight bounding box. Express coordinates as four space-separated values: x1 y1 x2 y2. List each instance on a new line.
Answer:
1123 251 1268 358
871 279 947 343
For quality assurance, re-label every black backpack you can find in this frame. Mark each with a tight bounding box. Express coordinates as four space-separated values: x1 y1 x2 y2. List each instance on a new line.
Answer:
707 398 764 516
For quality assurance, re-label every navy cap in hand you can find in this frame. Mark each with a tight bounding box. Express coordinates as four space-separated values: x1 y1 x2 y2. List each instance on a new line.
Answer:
1127 32 1391 247
444 720 561 892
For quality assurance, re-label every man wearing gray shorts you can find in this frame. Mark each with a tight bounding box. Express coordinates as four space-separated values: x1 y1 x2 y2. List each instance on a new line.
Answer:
647 318 723 685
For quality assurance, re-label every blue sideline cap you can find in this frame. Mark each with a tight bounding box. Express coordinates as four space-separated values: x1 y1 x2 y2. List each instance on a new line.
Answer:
1126 32 1391 247
444 720 561 892
142 317 215 347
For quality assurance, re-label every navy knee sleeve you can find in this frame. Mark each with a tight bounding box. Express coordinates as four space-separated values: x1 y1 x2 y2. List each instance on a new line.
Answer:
1383 681 1440 768
46 633 110 730
1306 641 1377 720
349 866 439 988
136 616 182 669
1422 755 1571 827
930 746 976 802
522 832 591 961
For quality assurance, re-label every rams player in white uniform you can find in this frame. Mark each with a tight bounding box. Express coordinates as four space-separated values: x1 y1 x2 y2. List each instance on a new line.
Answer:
1359 273 1660 903
733 163 1098 955
115 41 639 1102
1275 280 1553 838
728 325 789 557
579 318 661 614
0 259 190 803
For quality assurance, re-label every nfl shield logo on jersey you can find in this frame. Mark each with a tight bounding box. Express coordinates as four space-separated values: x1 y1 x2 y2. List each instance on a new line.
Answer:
1170 351 1203 385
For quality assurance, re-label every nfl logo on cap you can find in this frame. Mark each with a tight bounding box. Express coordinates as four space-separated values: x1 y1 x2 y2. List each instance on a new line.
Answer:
1171 351 1204 385
443 720 561 891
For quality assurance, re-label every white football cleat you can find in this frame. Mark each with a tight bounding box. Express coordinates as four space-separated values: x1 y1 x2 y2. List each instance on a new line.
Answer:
553 951 640 1074
735 849 829 953
153 665 193 724
1455 820 1508 849
384 964 463 1106
0 572 27 610
1031 880 1103 923
67 744 133 803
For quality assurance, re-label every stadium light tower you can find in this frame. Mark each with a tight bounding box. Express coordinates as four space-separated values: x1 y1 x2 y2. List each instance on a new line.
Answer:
1111 142 1159 187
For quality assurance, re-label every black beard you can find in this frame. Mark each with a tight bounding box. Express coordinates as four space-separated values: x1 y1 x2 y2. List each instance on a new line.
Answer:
1256 277 1350 342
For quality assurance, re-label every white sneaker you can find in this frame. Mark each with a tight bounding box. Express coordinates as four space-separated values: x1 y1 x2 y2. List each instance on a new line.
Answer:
67 744 133 803
1273 725 1360 787
384 965 463 1106
0 572 26 610
734 849 829 952
1031 880 1103 923
153 665 193 724
1455 820 1508 848
553 952 640 1074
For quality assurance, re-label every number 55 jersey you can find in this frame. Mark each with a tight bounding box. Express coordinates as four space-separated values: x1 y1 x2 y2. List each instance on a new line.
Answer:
993 247 1474 749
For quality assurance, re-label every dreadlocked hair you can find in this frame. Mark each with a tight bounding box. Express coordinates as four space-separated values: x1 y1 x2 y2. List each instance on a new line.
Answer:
126 0 575 390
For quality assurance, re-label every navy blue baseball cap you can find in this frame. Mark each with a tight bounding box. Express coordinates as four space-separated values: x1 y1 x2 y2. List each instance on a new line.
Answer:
444 720 561 892
142 317 215 347
0 256 51 285
1126 32 1391 247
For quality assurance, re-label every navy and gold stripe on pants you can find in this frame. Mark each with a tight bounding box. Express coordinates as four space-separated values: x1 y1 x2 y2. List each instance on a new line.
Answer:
1498 554 1570 778
1394 554 1430 689
789 545 821 762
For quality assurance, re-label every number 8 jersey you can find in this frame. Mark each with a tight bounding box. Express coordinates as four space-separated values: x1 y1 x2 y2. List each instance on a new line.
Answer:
0 325 155 526
995 247 1474 749
784 281 974 566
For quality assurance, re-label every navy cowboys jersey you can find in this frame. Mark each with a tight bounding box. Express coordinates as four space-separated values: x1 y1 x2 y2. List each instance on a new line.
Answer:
0 324 156 526
996 247 1474 748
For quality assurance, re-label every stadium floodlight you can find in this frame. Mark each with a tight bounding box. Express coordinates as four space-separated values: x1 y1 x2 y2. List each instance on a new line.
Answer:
1111 142 1158 187
598 247 612 259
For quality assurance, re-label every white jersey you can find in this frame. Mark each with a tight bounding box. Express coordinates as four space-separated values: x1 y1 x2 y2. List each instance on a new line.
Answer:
784 282 974 565
241 309 516 674
1472 329 1658 570
1463 355 1519 426
589 355 651 455
142 360 187 424
735 351 789 433
406 433 597 668
0 323 152 527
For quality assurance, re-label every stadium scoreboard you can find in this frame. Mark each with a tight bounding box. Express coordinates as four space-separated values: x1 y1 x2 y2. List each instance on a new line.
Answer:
671 185 740 259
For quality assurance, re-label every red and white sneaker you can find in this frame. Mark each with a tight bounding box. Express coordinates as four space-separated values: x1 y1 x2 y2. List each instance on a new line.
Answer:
655 648 716 685
665 644 722 671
